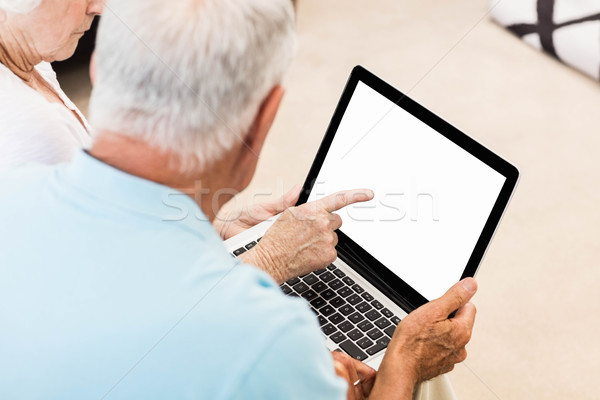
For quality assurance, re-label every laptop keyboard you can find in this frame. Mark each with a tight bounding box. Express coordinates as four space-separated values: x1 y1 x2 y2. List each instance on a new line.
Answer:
232 240 402 361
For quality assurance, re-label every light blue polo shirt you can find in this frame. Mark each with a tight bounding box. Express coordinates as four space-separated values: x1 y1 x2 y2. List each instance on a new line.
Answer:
0 151 346 399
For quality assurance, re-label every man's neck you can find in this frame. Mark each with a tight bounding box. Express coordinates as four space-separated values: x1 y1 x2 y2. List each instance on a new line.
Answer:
89 131 238 222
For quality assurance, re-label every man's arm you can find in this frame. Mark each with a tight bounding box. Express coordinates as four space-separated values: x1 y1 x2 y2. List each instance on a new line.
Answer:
239 188 374 284
298 279 476 400
369 278 478 400
233 301 348 400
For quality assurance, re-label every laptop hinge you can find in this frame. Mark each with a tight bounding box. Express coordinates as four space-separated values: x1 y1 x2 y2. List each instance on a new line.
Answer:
336 245 417 314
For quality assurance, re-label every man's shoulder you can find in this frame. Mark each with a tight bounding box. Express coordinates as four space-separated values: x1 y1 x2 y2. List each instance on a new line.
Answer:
0 163 54 196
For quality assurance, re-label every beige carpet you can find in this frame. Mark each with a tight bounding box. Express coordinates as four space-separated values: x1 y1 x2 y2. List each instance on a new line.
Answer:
61 0 600 398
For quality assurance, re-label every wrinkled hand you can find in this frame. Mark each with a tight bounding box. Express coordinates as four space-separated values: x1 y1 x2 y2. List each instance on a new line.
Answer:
243 188 374 284
369 278 478 400
332 351 376 400
213 185 301 240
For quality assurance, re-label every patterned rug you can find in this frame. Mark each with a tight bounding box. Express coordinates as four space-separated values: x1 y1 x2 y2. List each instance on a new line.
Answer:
491 0 600 80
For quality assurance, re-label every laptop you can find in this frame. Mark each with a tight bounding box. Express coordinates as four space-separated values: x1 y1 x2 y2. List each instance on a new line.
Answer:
224 66 519 369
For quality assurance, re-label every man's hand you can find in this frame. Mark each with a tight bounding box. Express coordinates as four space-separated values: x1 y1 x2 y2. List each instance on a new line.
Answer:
213 185 301 240
332 351 376 400
369 278 478 400
241 188 374 284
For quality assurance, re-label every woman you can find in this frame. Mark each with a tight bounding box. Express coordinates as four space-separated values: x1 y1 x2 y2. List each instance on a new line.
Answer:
0 0 103 170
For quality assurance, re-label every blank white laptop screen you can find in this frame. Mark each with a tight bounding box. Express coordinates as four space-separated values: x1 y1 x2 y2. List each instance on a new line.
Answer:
307 82 506 301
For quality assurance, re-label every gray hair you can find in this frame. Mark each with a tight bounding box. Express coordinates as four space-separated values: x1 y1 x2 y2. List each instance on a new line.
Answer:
0 0 41 14
89 0 297 170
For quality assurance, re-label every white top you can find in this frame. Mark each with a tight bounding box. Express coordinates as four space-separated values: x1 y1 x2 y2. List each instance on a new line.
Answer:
0 61 91 171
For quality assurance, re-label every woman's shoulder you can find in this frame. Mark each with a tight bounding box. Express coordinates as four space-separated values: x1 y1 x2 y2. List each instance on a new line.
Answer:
0 109 83 170
0 62 91 168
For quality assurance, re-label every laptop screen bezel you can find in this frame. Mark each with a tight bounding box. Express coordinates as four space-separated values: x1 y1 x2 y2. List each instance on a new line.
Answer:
296 65 519 312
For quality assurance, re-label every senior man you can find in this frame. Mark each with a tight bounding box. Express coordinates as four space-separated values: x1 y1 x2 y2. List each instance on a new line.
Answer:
0 0 477 399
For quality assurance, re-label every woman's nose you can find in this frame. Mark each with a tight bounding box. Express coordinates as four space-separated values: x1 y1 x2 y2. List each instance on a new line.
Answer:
87 0 104 16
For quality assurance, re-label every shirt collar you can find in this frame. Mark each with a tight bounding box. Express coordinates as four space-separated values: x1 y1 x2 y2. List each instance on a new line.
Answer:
58 150 216 238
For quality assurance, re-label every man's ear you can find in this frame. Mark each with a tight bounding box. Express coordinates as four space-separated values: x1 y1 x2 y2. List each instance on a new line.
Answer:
243 85 285 160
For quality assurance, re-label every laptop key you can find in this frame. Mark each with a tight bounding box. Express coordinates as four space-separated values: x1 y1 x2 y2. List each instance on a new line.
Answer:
365 310 381 321
357 320 374 332
337 287 353 298
377 336 391 347
375 317 391 329
328 279 344 290
366 340 388 356
333 269 346 278
320 271 335 282
338 321 354 332
318 315 327 326
245 241 257 250
357 337 374 350
384 325 396 338
356 301 373 314
320 305 335 317
339 340 368 361
330 296 346 308
329 312 344 325
381 308 394 318
361 292 374 302
233 247 247 256
367 328 384 340
342 276 355 286
303 274 319 285
321 323 337 336
348 312 365 324
286 277 300 286
338 305 355 316
391 316 401 325
330 331 346 344
311 282 328 293
280 284 292 295
292 282 309 294
310 297 326 309
314 268 327 275
371 300 384 310
347 328 364 341
347 294 362 305
301 289 318 301
352 284 364 294
321 289 336 300
327 264 337 270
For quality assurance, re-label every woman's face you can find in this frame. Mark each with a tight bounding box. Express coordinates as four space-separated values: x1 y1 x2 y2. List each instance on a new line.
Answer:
12 0 103 62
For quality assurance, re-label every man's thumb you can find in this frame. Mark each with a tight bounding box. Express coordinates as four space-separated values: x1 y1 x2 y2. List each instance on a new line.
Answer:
435 278 477 315
282 184 302 208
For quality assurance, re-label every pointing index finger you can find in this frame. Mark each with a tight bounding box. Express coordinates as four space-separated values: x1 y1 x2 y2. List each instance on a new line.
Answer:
315 189 374 213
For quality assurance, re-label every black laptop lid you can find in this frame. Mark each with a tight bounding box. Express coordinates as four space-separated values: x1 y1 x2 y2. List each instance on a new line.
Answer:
297 66 519 312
